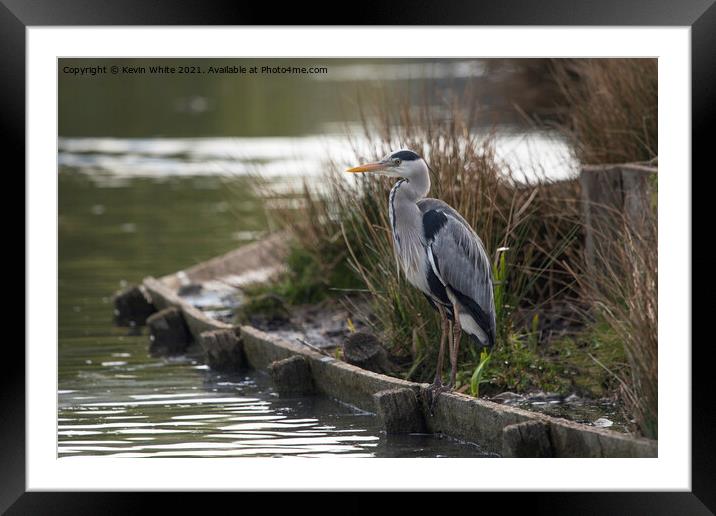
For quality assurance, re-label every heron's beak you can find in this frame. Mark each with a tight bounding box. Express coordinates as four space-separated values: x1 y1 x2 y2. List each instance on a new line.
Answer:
345 161 388 173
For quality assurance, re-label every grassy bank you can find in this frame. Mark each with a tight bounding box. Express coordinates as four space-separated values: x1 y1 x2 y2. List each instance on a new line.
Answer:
245 60 658 438
552 58 658 438
258 93 596 389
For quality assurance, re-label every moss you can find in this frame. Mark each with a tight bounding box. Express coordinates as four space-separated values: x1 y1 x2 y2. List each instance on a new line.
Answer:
280 247 330 304
240 243 363 310
278 244 363 305
475 336 572 395
235 291 291 330
236 237 365 328
548 321 627 396
453 320 627 398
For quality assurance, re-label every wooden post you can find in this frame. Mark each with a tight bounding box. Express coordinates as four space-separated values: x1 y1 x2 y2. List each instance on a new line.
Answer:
113 285 156 326
268 355 314 396
199 329 245 371
146 307 192 356
580 164 657 274
373 388 426 434
343 332 392 374
502 420 553 458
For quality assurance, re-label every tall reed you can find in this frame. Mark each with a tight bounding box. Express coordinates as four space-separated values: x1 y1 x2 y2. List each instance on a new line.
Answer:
551 58 658 165
275 87 583 384
553 58 659 437
568 206 658 438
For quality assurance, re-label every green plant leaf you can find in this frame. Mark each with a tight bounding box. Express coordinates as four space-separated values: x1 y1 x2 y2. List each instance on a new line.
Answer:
470 349 492 397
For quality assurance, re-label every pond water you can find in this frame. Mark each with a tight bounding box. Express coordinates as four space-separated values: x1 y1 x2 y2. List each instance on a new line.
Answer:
57 123 589 457
57 58 626 459
58 143 503 458
58 346 492 458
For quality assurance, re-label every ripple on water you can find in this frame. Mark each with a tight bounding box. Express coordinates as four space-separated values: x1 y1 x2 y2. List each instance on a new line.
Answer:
58 168 496 458
58 355 493 457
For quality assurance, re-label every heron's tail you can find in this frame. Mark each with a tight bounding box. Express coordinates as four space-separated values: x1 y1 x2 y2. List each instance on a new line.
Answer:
467 332 493 352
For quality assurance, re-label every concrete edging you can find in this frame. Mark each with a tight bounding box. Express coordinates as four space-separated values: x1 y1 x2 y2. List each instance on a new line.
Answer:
140 274 657 458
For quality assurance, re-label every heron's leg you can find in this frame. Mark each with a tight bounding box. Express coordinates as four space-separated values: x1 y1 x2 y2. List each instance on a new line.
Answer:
426 304 452 415
432 304 450 386
448 304 462 389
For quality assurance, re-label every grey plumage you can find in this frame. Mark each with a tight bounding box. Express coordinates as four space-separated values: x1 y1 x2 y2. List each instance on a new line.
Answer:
347 148 496 388
418 199 496 347
384 155 495 350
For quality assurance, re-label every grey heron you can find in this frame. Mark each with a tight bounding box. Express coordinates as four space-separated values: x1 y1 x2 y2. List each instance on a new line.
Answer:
346 149 496 398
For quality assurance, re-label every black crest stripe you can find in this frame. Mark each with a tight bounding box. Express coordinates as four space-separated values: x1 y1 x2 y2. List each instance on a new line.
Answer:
390 150 420 161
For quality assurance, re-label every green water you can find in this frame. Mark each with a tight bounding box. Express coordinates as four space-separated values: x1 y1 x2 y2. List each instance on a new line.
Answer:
58 58 524 138
58 163 494 457
57 57 568 457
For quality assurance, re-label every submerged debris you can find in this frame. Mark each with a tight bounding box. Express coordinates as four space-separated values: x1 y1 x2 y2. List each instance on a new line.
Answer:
268 355 315 397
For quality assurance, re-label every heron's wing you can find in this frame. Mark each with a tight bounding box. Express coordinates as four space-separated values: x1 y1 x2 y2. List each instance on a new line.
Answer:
418 199 496 346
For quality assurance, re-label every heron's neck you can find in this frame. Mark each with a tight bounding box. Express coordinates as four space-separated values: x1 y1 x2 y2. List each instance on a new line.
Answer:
388 162 431 276
389 167 430 238
393 166 430 204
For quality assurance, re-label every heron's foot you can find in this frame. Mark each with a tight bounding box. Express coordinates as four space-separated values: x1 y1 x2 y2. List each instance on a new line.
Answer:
426 380 451 416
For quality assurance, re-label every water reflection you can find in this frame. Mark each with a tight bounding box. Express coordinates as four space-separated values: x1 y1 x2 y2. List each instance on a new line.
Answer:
58 161 494 458
58 58 580 457
59 359 491 458
59 131 576 184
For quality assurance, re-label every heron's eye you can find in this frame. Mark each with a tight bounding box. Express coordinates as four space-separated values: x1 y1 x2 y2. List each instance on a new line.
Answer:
392 158 402 166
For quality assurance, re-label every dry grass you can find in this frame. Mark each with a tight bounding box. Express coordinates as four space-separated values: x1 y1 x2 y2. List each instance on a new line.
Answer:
566 204 658 438
273 87 583 384
267 62 659 438
551 58 658 165
553 58 659 438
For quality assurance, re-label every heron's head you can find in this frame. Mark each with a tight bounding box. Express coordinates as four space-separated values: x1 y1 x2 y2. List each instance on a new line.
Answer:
346 149 428 181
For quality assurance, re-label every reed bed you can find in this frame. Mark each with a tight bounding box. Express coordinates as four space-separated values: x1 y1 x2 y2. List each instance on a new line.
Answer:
272 88 583 386
566 208 658 438
553 58 659 437
551 58 658 164
263 59 658 437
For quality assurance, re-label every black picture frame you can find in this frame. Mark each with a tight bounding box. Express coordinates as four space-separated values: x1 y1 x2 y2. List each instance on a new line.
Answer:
4 1 712 513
